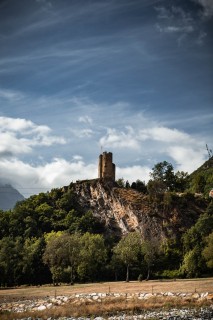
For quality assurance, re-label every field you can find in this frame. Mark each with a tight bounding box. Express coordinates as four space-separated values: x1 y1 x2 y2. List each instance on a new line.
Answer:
0 278 213 303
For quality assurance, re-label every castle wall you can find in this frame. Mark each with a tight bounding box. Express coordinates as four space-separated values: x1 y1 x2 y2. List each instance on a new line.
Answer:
98 151 115 181
98 154 103 178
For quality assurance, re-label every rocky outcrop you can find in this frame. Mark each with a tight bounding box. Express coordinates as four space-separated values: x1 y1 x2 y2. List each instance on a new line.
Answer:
70 179 207 240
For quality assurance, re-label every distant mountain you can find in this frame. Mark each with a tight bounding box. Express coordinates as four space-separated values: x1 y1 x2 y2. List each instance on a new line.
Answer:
188 156 213 196
0 184 24 211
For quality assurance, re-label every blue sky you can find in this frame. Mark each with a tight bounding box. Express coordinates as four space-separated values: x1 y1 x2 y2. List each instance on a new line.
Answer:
0 0 212 197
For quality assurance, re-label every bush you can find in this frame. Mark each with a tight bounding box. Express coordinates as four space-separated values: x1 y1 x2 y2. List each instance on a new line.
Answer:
138 274 143 282
159 269 181 279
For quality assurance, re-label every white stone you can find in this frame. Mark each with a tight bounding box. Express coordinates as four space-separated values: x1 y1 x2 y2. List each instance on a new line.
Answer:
192 293 200 299
143 293 153 299
37 305 46 311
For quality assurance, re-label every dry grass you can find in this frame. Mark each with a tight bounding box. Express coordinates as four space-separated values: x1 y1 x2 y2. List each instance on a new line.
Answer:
0 278 212 303
0 279 213 319
1 295 212 320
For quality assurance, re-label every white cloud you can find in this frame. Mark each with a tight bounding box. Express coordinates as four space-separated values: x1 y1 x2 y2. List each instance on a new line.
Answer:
0 89 24 102
0 157 97 197
0 111 208 198
99 125 206 175
162 25 194 33
0 116 50 133
99 127 140 150
168 146 206 172
116 165 151 184
73 155 83 161
138 126 192 144
71 128 94 138
0 116 66 158
78 115 93 125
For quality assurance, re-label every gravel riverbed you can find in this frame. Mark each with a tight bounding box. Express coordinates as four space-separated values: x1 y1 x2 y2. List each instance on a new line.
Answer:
1 292 212 320
11 306 213 320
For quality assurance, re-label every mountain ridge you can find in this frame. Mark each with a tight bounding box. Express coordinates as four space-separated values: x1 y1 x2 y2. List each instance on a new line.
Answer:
0 183 24 211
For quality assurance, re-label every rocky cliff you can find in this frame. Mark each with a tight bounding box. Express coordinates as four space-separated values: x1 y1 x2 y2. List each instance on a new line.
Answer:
70 179 208 240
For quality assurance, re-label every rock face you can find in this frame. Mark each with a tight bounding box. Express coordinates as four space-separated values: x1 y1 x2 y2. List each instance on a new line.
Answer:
71 179 207 240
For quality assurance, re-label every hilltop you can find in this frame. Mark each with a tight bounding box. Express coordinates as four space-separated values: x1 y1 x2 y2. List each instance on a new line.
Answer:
188 156 213 196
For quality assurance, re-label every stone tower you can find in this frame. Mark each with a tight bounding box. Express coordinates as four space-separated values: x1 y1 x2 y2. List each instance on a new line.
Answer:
98 151 115 181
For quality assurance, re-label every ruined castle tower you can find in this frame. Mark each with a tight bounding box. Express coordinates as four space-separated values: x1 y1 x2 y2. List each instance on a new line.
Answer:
98 151 115 181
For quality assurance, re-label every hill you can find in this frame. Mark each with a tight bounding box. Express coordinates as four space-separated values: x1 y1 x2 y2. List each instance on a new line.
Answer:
0 157 212 286
187 156 213 196
0 183 24 211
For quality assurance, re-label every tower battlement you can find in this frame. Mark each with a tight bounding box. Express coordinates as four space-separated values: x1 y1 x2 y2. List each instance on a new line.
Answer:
98 151 115 181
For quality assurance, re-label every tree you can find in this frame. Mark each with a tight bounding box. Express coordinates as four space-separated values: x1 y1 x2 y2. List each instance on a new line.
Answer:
125 180 130 189
78 233 107 282
43 232 68 285
64 233 82 284
142 238 160 280
174 171 189 192
113 231 142 282
192 174 206 193
147 180 166 201
22 237 48 285
180 209 213 278
131 180 147 193
180 246 203 278
0 237 23 286
43 232 82 285
150 161 176 191
202 232 213 269
116 178 125 188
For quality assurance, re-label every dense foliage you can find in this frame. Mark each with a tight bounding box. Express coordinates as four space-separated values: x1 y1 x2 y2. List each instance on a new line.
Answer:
0 160 212 286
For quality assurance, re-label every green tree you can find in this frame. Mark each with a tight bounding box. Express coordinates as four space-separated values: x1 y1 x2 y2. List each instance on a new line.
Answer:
150 161 176 191
180 246 203 278
43 232 68 285
63 233 82 284
113 231 142 282
56 190 79 212
180 207 213 277
0 237 23 286
78 233 107 282
192 174 206 193
202 232 213 269
125 180 130 188
174 171 189 192
116 178 125 188
147 179 166 200
22 237 48 285
0 210 10 238
43 232 82 285
36 202 53 232
142 238 160 280
131 180 147 193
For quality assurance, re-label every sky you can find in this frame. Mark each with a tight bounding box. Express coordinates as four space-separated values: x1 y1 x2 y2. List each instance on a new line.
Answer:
0 0 212 197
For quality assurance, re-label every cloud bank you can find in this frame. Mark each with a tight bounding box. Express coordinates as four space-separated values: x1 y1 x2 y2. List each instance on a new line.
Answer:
0 114 207 197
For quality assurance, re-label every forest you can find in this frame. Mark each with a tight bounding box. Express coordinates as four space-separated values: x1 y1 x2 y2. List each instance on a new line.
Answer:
0 160 212 286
